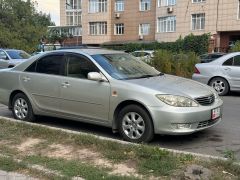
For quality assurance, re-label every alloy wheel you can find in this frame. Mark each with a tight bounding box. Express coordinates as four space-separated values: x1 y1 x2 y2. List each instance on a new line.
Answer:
14 98 29 120
122 112 145 140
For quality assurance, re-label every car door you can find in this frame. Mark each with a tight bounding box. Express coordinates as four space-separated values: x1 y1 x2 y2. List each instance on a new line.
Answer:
21 53 65 113
59 53 111 122
221 55 240 89
0 50 9 69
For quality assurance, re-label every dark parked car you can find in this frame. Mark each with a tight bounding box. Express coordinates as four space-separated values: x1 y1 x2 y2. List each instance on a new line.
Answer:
200 53 226 63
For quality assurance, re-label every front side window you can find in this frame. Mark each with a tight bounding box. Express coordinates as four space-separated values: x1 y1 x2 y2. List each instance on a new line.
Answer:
192 0 206 3
89 0 107 13
192 13 205 30
158 0 176 7
139 23 150 35
67 55 99 79
114 23 124 35
92 53 160 80
89 22 107 35
140 0 151 11
158 16 176 32
115 0 124 11
35 55 64 75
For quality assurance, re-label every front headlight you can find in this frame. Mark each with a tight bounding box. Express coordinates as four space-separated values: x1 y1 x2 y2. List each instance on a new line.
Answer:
156 95 199 107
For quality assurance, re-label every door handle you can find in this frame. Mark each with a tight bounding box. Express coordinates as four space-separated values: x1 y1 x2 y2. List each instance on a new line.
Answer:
22 76 31 82
224 67 231 71
61 82 70 88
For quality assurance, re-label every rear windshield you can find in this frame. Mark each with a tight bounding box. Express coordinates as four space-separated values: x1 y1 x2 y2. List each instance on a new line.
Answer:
6 50 31 59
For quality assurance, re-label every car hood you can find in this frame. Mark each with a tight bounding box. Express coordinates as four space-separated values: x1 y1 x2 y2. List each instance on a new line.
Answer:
127 74 213 98
9 59 28 64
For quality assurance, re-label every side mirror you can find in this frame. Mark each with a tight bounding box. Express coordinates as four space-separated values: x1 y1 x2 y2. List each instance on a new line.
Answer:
88 72 107 82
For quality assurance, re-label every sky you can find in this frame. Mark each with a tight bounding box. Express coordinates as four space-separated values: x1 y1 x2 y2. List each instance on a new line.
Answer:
35 0 60 26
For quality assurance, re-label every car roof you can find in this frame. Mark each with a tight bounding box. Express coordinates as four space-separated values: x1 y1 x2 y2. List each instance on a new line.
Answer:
0 48 23 51
56 48 125 55
210 52 240 64
133 50 154 53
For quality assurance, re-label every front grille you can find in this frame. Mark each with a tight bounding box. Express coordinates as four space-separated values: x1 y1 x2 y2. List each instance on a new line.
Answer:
197 118 219 129
195 94 215 106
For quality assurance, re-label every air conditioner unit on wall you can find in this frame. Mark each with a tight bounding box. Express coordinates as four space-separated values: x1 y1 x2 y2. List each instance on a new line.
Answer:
167 7 173 13
115 13 120 18
139 35 144 40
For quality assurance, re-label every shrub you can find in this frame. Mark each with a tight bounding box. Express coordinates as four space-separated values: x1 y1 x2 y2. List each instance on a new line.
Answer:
230 40 240 52
152 50 199 78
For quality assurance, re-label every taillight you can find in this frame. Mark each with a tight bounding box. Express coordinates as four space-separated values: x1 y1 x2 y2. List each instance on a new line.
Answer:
194 67 200 74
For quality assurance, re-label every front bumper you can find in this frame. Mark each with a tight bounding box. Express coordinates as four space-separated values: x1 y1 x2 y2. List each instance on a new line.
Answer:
148 98 223 135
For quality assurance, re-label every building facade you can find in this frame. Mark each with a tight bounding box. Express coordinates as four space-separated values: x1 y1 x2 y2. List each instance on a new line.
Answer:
59 0 240 51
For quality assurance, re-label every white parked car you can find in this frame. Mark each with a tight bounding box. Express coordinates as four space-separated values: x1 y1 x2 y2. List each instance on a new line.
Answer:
193 52 240 95
0 49 31 69
131 50 154 63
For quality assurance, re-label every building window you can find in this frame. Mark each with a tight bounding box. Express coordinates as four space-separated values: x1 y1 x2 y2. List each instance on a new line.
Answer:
192 0 206 3
192 13 205 30
66 0 82 10
139 24 150 35
89 0 107 13
89 22 107 35
140 0 151 11
238 0 240 19
158 0 176 7
66 12 81 25
114 23 124 35
115 0 124 12
158 16 176 32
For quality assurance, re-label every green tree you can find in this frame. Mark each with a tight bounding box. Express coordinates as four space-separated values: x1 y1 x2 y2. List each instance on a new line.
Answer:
46 28 73 46
0 0 54 53
230 40 240 52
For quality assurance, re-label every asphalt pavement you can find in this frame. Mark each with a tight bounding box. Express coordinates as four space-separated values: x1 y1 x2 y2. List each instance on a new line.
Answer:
1 92 240 160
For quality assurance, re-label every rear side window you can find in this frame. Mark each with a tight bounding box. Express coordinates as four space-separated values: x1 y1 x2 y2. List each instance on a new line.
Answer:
233 55 240 66
223 58 233 66
36 55 64 75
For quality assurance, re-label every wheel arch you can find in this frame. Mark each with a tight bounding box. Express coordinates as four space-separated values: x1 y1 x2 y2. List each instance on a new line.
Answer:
112 100 154 132
208 76 230 89
9 90 26 109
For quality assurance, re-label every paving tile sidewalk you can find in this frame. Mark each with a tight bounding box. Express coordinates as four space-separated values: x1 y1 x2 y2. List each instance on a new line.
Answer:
0 170 37 180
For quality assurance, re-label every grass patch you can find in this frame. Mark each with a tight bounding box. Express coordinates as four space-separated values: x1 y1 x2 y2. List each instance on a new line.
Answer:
0 118 239 179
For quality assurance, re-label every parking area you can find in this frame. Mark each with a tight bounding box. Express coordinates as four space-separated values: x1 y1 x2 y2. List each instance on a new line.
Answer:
1 93 240 160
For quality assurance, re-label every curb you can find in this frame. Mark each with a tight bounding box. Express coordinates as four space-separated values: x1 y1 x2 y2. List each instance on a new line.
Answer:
0 115 230 162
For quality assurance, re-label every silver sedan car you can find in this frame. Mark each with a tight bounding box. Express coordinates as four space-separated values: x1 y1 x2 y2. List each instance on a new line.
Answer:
0 49 223 142
193 52 240 96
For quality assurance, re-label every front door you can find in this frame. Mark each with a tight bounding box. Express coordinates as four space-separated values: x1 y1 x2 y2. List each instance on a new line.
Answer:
60 53 111 122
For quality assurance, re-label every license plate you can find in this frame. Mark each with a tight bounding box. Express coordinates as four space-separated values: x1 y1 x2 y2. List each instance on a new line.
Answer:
212 108 221 120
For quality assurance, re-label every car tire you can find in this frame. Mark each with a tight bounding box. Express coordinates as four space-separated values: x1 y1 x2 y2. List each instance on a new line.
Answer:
118 105 154 143
12 93 36 122
209 77 229 96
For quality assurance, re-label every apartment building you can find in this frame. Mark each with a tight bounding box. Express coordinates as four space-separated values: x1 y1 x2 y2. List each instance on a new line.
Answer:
59 0 240 51
156 0 240 51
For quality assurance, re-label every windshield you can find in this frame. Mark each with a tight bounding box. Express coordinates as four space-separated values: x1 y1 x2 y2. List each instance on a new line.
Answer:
92 53 160 80
6 50 31 59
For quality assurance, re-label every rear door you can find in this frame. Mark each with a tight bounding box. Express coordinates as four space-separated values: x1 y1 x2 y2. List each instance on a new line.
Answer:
222 55 240 89
59 53 111 122
21 53 65 113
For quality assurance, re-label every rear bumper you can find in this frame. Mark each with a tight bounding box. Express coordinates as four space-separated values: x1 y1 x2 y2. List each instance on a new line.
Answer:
192 74 210 85
148 98 223 135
